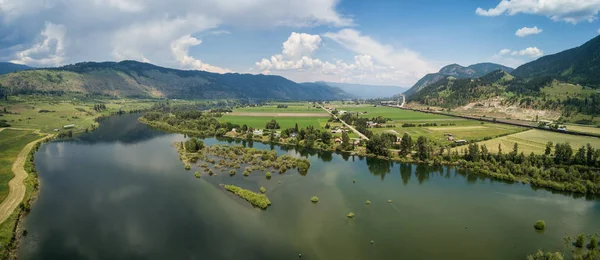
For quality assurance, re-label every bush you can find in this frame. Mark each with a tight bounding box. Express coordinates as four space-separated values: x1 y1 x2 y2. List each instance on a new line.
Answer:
266 171 272 179
590 235 598 250
576 233 586 248
260 187 266 193
229 169 236 176
387 200 392 203
311 196 319 203
365 200 371 205
194 171 201 178
534 220 546 230
185 164 191 170
347 212 355 218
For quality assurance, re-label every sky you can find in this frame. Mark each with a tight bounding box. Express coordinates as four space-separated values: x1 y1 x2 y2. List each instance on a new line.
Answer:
1 0 600 87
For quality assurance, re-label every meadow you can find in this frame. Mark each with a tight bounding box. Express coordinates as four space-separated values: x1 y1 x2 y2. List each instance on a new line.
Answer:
0 129 41 204
233 104 326 114
465 129 600 155
0 95 157 133
219 115 330 130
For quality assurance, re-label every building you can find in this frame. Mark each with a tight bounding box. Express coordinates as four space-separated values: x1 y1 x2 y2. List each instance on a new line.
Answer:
454 140 467 144
253 129 263 135
63 124 75 129
334 138 343 144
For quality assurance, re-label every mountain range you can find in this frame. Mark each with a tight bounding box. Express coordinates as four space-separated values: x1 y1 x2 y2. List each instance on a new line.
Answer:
404 63 514 97
0 61 349 100
313 82 406 98
0 62 32 75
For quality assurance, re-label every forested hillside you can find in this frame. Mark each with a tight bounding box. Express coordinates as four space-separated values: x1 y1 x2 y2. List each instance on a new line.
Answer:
0 61 349 100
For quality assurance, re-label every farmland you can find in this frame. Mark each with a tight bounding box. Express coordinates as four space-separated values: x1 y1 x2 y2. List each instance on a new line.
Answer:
463 129 600 155
329 104 526 146
0 129 41 204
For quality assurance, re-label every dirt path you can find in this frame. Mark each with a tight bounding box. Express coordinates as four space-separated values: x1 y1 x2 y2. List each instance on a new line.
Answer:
0 132 50 224
318 105 369 140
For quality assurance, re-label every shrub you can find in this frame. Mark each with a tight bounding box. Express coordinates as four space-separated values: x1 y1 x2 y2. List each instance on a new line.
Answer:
266 171 272 179
311 196 319 203
244 170 250 176
353 179 356 183
387 200 392 203
347 212 355 218
260 187 266 193
185 164 191 170
576 233 586 248
229 169 236 176
365 200 371 205
590 235 598 250
194 171 201 178
534 220 546 230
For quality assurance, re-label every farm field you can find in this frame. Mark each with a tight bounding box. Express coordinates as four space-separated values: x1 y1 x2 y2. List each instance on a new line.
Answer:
0 96 156 133
234 104 326 114
219 115 330 130
566 124 600 135
0 129 41 203
330 104 525 145
464 129 600 155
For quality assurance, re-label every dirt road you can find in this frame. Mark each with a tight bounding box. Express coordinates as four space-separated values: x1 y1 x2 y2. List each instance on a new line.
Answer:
0 132 50 224
318 105 369 140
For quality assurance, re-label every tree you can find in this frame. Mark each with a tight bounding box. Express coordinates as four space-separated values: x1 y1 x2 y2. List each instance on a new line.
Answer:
398 133 412 157
366 134 390 157
416 136 430 161
576 233 585 248
320 131 332 145
545 142 553 156
341 131 350 150
184 138 204 152
294 123 299 133
467 143 481 162
241 124 248 132
574 146 586 165
265 119 280 129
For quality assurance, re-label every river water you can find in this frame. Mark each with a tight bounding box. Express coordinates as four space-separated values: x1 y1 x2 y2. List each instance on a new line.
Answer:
19 114 600 259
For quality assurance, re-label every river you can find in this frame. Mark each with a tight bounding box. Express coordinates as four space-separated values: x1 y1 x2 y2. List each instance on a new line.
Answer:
18 113 600 259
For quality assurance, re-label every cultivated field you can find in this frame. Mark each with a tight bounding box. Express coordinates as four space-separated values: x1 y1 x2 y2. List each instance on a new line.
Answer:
464 129 600 155
234 104 326 114
219 115 330 130
330 104 525 145
566 125 600 135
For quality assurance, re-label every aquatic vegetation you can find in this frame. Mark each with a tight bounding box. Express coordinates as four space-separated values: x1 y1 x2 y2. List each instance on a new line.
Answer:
185 164 191 170
533 220 545 230
590 235 598 250
370 240 375 245
353 179 356 183
222 184 271 209
387 200 392 203
194 171 201 178
576 233 586 248
347 212 355 218
311 196 319 203
243 170 250 176
229 169 236 176
365 200 371 205
260 187 266 193
266 171 272 179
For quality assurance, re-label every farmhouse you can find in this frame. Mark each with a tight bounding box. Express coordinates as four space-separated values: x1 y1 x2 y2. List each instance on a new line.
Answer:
253 129 263 135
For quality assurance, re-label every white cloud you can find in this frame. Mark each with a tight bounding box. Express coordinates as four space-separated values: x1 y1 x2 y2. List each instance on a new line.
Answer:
255 30 434 86
492 47 544 68
171 35 230 73
0 0 351 68
476 0 600 24
10 22 66 66
597 28 600 34
515 26 543 37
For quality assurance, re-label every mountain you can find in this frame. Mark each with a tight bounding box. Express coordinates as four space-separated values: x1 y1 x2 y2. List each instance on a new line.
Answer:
0 62 32 75
404 63 514 97
0 61 349 100
407 69 512 108
308 82 406 99
511 35 600 88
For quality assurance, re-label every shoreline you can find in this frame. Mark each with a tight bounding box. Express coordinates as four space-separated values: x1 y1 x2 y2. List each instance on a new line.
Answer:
138 117 598 197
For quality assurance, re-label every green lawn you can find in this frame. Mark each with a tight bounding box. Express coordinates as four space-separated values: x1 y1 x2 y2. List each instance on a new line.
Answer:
0 129 41 203
235 104 325 114
465 129 600 155
332 105 452 121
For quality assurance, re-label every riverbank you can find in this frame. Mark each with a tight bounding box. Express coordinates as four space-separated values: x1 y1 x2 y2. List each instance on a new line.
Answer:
139 116 600 196
0 132 52 259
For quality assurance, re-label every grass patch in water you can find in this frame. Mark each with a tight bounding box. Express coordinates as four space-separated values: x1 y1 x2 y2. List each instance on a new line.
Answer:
311 196 319 203
222 184 271 209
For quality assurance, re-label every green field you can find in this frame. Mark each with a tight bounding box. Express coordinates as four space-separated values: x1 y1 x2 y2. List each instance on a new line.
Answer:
466 129 600 155
332 105 451 120
234 104 325 114
0 95 156 133
566 124 600 135
219 115 330 130
541 81 596 100
0 129 41 203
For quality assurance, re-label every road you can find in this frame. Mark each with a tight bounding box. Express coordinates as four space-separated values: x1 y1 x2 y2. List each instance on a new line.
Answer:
0 129 52 224
318 104 369 140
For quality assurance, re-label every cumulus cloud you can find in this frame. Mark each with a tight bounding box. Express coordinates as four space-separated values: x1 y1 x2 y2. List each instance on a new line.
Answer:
255 30 434 86
515 26 543 37
171 35 230 73
476 0 600 24
0 0 351 69
492 47 544 68
11 22 66 66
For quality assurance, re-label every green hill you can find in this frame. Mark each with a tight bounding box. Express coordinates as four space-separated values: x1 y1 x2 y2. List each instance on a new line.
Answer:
512 35 600 88
404 63 513 97
0 61 349 100
0 62 32 75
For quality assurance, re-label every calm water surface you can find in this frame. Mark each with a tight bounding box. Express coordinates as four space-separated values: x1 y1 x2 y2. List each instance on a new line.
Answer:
19 114 600 259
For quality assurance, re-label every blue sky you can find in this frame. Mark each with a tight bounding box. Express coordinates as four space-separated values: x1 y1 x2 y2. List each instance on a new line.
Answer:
2 0 600 87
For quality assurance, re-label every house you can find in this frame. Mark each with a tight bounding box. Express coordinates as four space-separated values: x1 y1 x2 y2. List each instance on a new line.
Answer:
557 126 567 131
231 128 237 133
448 136 455 141
63 124 75 129
290 133 298 138
334 138 343 144
454 140 467 144
253 129 263 135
